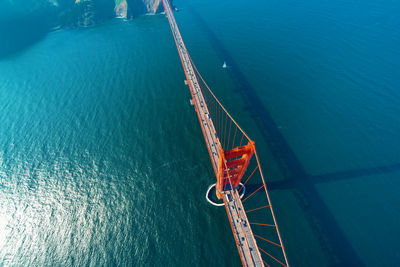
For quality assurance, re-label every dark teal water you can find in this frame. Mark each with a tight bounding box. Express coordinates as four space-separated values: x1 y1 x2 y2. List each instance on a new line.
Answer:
1 0 400 266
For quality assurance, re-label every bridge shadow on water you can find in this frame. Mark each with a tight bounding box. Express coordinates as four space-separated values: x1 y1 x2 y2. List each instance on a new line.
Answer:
269 162 400 191
183 6 379 266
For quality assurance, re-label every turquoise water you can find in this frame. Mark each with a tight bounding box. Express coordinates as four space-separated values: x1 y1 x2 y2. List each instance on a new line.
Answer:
1 0 400 265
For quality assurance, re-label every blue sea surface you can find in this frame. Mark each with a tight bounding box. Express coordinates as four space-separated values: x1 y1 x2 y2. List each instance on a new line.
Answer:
1 0 400 265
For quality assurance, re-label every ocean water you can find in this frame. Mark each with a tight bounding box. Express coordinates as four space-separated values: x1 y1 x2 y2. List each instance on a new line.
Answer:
1 0 400 266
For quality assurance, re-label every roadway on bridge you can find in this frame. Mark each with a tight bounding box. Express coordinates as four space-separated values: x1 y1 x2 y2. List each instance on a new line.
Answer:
162 0 264 266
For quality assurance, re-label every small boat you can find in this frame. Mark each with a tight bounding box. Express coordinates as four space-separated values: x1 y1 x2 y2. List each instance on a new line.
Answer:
222 61 227 68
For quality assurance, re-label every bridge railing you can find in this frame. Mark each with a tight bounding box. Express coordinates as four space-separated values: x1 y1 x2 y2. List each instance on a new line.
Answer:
189 56 290 267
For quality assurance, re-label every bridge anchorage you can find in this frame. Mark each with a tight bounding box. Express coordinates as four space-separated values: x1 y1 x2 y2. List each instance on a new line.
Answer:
162 0 289 266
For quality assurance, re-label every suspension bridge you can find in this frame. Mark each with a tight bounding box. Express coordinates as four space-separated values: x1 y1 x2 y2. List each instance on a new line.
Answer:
162 0 289 266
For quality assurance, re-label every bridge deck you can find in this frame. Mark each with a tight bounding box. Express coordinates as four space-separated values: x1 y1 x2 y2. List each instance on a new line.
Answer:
163 0 220 174
225 191 264 266
162 0 263 266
